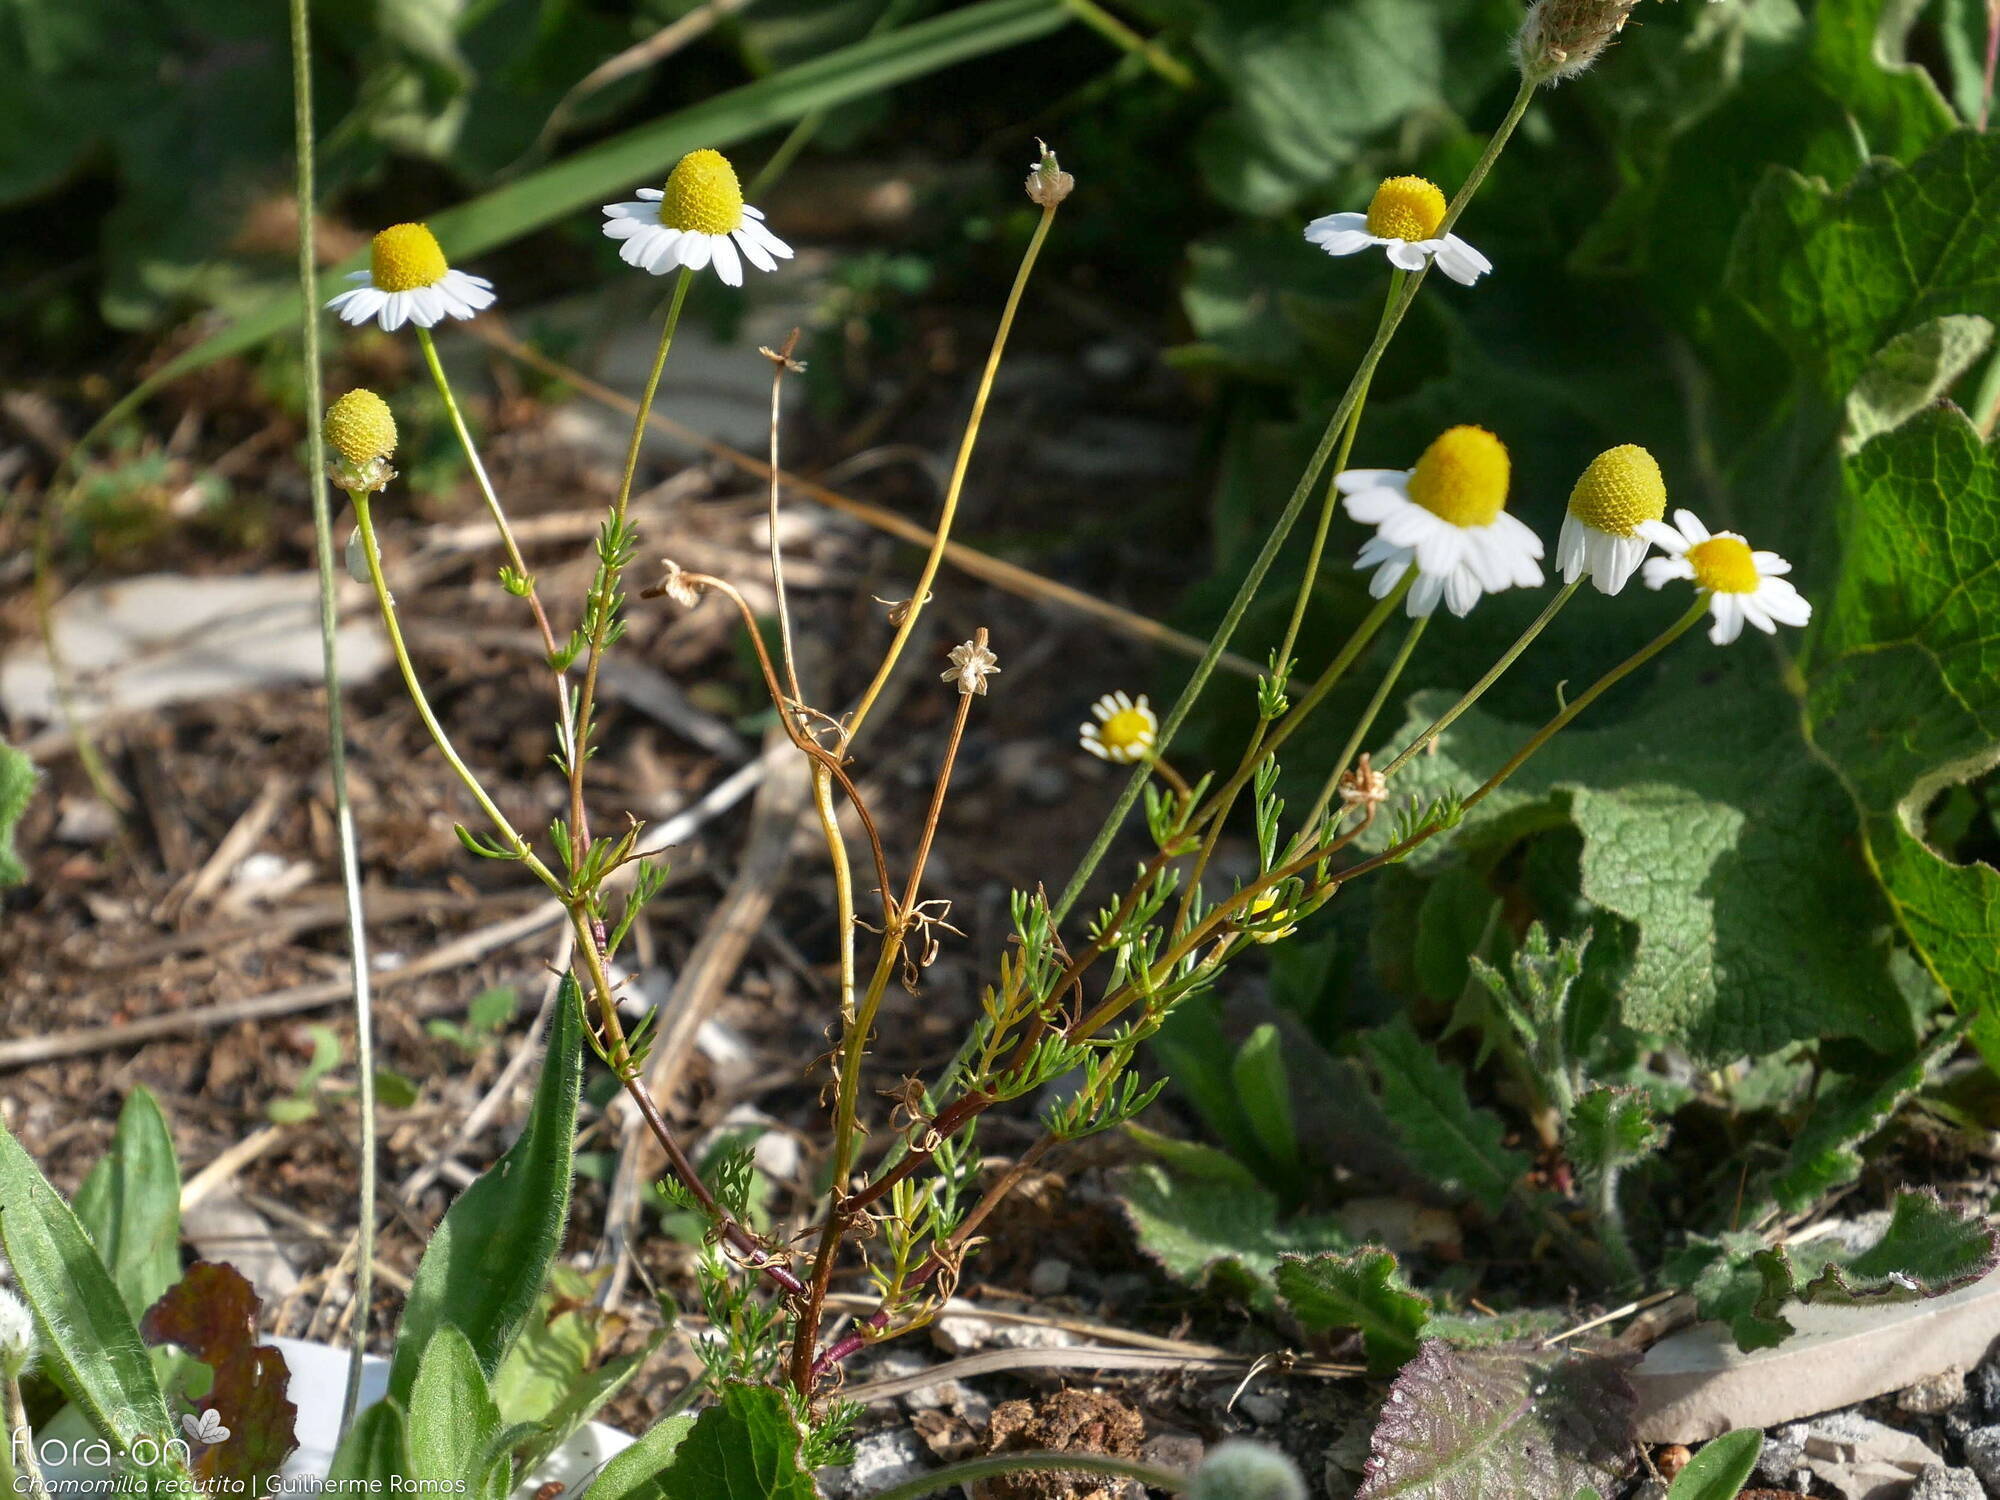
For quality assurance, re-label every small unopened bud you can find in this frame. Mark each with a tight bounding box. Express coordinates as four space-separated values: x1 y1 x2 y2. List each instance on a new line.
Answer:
648 559 704 610
0 1286 39 1379
1514 0 1641 83
323 388 399 494
942 630 999 696
1026 140 1073 208
1191 1441 1307 1500
1338 752 1389 819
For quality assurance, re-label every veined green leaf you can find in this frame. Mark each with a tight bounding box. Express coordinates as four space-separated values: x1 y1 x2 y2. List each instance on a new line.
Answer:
1276 1248 1430 1372
0 1117 176 1465
407 1325 503 1491
1362 1020 1527 1216
387 975 583 1405
73 1086 182 1325
585 1383 813 1500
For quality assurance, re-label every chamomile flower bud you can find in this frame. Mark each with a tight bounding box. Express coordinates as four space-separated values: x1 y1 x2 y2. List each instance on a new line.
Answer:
1559 443 1667 595
601 149 793 288
1191 1441 1308 1500
1337 425 1544 618
1305 176 1492 286
325 223 496 332
323 388 398 494
0 1286 39 1379
1026 140 1074 208
1514 0 1642 83
1079 691 1157 763
1638 509 1810 645
1243 889 1298 944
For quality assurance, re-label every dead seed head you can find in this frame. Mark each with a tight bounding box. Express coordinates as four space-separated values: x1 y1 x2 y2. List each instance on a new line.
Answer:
1514 0 1642 83
1026 139 1074 208
943 632 1000 696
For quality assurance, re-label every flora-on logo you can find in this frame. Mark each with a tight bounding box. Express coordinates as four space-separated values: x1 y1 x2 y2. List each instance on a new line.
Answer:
182 1409 231 1445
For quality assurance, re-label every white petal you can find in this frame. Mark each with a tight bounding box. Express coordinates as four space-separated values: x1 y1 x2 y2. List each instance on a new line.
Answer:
381 292 413 332
1335 468 1410 496
1557 514 1588 585
1410 521 1467 578
1355 536 1407 569
1385 240 1429 272
742 203 765 219
710 232 743 287
1596 534 1648 595
1460 528 1513 592
1491 511 1545 561
1708 594 1744 645
641 227 685 273
738 216 793 261
1378 505 1444 551
1757 581 1813 626
345 269 374 284
732 226 777 273
1671 508 1711 543
1443 566 1483 617
1737 595 1778 634
1635 518 1688 554
1407 571 1447 617
1426 238 1489 287
603 199 660 220
1308 230 1376 257
680 233 713 272
1641 556 1692 590
1343 486 1414 525
1364 551 1412 598
636 187 663 200
1303 211 1368 239
1752 550 1791 575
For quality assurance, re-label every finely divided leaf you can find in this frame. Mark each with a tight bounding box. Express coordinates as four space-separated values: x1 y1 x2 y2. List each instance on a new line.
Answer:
388 976 584 1404
1363 1020 1527 1216
1276 1249 1430 1372
1356 1340 1636 1500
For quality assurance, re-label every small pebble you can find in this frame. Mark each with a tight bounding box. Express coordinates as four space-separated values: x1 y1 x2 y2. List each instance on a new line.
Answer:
1909 1464 1985 1500
1029 1257 1072 1297
1238 1391 1285 1425
1961 1425 2000 1494
1899 1367 1968 1415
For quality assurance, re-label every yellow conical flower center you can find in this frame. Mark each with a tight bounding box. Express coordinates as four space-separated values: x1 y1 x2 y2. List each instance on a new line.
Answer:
661 149 745 236
1406 425 1510 528
1365 176 1447 242
370 224 449 293
1099 706 1154 757
1686 536 1759 594
1568 444 1666 536
324 389 398 467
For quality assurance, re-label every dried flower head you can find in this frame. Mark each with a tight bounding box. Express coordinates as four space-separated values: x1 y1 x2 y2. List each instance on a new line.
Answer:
323 388 399 494
1515 0 1643 83
1026 140 1074 208
1338 753 1390 818
651 559 704 610
0 1285 38 1378
874 591 933 627
943 632 1000 695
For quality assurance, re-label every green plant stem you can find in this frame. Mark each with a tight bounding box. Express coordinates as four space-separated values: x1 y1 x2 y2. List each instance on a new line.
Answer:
1305 610 1429 828
1383 576 1582 779
570 267 693 867
1461 594 1709 813
1591 1165 1642 1287
287 0 376 1442
1060 0 1197 88
863 1451 1187 1500
845 199 1058 748
4 1372 43 1496
349 492 560 892
413 327 581 776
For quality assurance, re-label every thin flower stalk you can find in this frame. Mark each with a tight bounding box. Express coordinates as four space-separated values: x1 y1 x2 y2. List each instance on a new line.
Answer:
1305 611 1430 828
568 266 695 875
843 184 1061 748
289 0 377 1440
1382 576 1582 778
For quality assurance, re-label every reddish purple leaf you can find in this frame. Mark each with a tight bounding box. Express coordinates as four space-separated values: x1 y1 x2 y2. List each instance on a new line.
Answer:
141 1261 297 1490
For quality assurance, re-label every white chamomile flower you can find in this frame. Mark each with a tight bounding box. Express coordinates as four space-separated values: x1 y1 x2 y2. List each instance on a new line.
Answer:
1304 175 1492 287
1558 443 1667 595
1337 425 1544 618
1638 509 1810 645
326 223 495 332
1079 691 1157 764
601 148 793 289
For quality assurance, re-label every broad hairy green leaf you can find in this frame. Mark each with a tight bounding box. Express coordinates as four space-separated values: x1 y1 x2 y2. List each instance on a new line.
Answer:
1355 1339 1636 1500
326 1400 409 1491
1231 1024 1300 1184
1372 655 1908 1061
0 736 32 887
407 1325 504 1494
1276 1248 1429 1372
388 975 584 1405
1361 1020 1527 1216
1806 405 2000 1059
1730 129 2000 401
1116 1128 1346 1305
1841 314 1993 454
1667 1429 1763 1500
0 1116 176 1466
1565 1087 1664 1182
73 1085 182 1324
491 1265 664 1476
583 1383 812 1500
1669 1191 1997 1351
